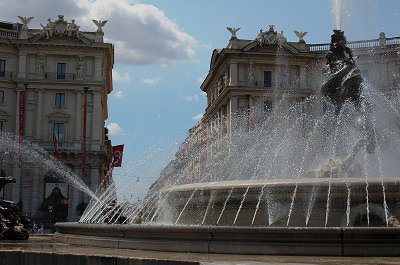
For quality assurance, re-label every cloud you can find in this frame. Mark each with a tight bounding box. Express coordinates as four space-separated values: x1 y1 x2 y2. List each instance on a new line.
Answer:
107 122 123 135
76 0 197 65
141 77 160 85
113 91 124 98
186 95 199 101
192 113 203 121
113 69 131 82
197 75 206 84
0 0 197 66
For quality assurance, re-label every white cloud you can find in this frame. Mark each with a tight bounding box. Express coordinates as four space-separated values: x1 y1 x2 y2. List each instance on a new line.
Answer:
0 0 197 66
197 75 206 84
141 77 160 85
186 95 199 101
76 0 197 65
114 91 124 98
107 122 123 135
192 113 203 121
113 69 131 82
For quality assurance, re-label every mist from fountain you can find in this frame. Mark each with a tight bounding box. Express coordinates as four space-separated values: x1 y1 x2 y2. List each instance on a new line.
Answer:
0 133 98 201
80 75 400 227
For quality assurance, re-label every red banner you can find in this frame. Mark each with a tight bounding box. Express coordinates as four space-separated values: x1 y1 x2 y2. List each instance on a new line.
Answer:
53 131 59 161
112 145 124 167
18 90 25 145
81 90 88 169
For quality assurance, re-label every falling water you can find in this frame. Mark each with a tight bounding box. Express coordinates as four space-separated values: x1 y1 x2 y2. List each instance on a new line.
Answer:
332 0 344 30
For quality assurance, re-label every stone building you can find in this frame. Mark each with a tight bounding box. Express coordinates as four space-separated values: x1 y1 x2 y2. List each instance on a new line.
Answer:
0 15 113 222
201 26 400 140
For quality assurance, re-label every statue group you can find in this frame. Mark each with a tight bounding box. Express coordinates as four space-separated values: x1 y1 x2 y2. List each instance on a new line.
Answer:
0 176 31 240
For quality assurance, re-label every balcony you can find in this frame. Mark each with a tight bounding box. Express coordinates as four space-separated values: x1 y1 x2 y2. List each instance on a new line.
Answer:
0 71 13 78
45 72 75 80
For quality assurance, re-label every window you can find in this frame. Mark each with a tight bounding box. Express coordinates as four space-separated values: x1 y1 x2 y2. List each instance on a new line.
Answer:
53 123 65 142
0 90 4 103
0 60 5 77
55 93 65 108
57 63 66 79
0 120 3 134
264 71 272 88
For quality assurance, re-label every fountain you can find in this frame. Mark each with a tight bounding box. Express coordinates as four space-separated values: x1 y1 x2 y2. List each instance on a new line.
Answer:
54 26 400 256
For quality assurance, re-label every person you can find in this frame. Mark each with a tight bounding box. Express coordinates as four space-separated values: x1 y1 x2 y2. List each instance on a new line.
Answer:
32 221 37 233
40 223 45 234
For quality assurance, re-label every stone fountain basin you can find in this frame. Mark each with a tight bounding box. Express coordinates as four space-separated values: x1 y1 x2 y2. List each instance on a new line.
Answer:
160 177 399 227
55 222 400 256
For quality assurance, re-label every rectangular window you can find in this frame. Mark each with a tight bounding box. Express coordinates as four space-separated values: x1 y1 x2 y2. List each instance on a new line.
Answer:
0 60 5 77
57 63 66 79
264 71 272 88
53 123 65 142
0 120 3 134
0 90 4 103
55 93 65 108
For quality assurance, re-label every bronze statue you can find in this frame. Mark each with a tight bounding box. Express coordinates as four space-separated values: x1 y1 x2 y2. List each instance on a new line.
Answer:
0 175 31 240
321 29 363 109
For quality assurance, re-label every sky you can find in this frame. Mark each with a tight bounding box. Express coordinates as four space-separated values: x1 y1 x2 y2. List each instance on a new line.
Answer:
1 0 400 199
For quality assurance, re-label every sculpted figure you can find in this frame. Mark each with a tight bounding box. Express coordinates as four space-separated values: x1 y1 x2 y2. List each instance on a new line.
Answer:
17 16 34 29
0 175 31 240
92 19 108 33
227 27 241 39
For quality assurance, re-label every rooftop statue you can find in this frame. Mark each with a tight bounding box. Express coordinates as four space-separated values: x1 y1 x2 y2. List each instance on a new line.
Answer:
17 16 34 29
92 19 108 33
0 175 31 240
294 30 307 43
227 27 240 39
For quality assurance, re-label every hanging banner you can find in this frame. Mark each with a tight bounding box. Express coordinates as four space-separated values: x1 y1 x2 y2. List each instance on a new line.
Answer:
18 90 25 145
81 89 88 169
112 145 124 167
53 131 59 161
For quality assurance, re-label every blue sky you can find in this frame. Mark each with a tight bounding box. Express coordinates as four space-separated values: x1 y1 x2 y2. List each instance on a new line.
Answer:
1 0 400 199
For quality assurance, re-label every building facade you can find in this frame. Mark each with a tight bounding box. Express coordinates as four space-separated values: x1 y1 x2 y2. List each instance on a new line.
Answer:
0 15 113 222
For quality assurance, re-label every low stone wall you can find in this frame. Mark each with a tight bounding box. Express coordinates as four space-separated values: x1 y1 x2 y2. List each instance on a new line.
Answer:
0 250 198 265
55 223 400 256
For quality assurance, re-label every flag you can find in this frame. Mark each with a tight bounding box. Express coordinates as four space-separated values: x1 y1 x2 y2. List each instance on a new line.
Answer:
53 131 59 161
112 145 124 167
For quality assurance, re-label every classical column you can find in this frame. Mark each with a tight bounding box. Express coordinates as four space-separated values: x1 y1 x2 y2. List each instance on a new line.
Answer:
17 52 27 78
74 89 82 143
34 89 43 140
94 56 102 81
227 96 238 143
91 90 101 151
299 65 306 90
90 167 99 195
229 63 238 86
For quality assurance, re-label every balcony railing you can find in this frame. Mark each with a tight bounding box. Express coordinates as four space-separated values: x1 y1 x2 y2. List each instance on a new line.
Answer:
0 71 13 78
0 29 19 39
45 72 75 80
309 37 400 52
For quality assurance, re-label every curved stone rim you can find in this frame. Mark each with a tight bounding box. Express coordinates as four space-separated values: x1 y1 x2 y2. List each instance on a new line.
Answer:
55 222 400 256
163 177 399 193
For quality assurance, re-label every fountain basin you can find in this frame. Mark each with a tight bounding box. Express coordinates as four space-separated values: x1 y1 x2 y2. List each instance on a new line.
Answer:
55 222 400 256
161 178 399 227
